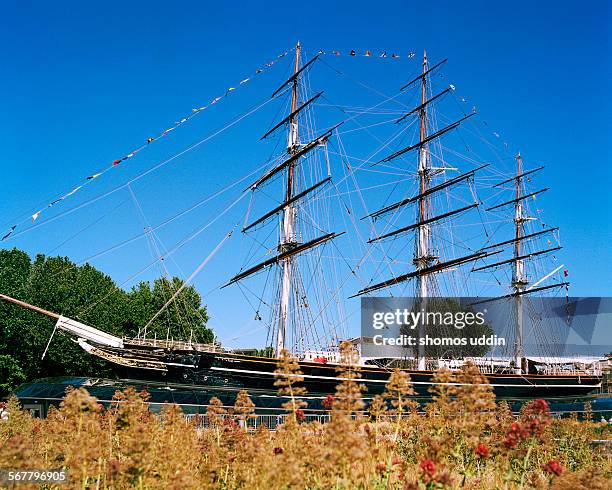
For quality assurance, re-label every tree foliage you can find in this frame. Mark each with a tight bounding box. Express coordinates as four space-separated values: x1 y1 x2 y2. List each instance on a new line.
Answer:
0 248 212 395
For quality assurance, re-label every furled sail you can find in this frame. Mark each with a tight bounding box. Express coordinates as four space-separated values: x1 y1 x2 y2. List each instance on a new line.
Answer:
472 246 562 272
351 249 501 297
261 91 324 140
479 227 558 250
223 232 344 287
493 166 544 188
271 55 319 97
247 123 341 190
486 188 549 211
400 58 448 90
363 164 488 220
395 87 452 124
243 177 331 232
376 113 475 164
470 282 570 306
368 203 478 243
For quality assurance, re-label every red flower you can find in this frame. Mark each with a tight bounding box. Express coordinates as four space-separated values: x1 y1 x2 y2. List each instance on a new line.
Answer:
530 399 549 412
322 394 334 409
419 459 436 476
475 443 490 458
376 462 387 473
504 421 524 448
273 447 283 455
296 409 305 422
391 457 402 466
542 460 564 476
223 418 239 428
519 399 552 439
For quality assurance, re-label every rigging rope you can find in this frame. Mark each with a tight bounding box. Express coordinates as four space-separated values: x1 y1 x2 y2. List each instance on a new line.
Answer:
142 229 234 334
1 48 292 242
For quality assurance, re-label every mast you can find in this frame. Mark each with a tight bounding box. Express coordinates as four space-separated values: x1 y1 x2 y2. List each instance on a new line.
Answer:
277 41 301 356
226 44 342 355
415 51 433 370
512 153 528 373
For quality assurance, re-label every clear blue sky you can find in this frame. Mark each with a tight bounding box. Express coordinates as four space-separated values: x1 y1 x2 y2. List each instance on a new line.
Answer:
0 1 610 347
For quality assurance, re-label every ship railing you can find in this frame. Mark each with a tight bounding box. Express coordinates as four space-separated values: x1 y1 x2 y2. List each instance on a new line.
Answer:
185 412 331 431
427 359 511 374
540 366 602 376
183 410 612 430
123 337 221 353
432 358 604 376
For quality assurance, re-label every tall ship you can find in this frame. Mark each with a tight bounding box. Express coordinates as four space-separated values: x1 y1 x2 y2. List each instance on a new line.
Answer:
0 43 603 400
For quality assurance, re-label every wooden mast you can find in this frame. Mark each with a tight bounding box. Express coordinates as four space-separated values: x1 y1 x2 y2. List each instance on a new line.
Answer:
416 50 432 370
418 52 428 224
513 152 528 373
276 41 301 356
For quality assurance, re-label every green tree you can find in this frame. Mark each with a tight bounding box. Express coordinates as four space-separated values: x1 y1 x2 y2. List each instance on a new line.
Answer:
0 355 26 394
0 248 213 396
126 277 211 344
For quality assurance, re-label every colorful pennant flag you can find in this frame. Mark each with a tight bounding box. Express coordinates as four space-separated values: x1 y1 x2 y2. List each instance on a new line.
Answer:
64 186 82 198
320 48 517 151
0 47 292 241
1 226 16 241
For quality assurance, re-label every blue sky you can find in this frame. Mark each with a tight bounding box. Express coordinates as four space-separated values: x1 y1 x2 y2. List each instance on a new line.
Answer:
0 1 610 348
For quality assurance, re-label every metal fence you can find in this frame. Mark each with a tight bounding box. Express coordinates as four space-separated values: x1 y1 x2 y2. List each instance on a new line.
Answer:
185 412 331 430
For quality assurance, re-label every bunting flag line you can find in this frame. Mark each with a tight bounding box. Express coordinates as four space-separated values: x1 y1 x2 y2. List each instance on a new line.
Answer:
319 49 418 60
320 49 517 153
1 48 291 242
452 87 514 152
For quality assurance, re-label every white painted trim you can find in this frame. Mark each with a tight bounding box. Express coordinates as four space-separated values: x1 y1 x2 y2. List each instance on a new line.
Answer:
210 366 601 389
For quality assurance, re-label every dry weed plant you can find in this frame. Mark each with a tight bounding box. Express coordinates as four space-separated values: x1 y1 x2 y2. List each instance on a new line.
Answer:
0 355 610 489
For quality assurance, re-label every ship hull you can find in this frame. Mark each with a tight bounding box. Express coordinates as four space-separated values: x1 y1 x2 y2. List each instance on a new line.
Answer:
108 350 601 400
